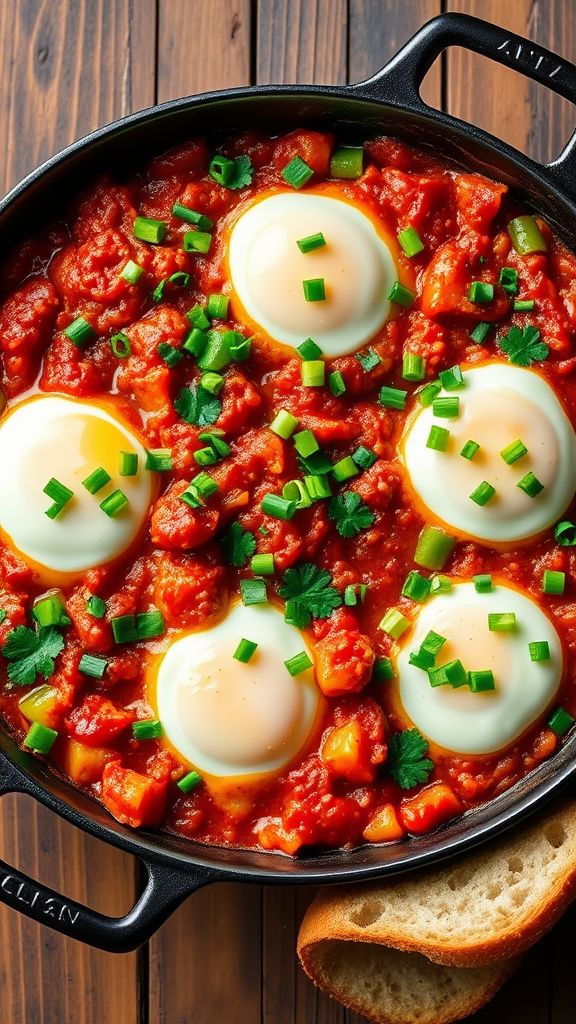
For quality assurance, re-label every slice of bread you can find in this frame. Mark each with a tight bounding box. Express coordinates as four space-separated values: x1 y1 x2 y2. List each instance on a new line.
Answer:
299 940 517 1024
298 799 576 968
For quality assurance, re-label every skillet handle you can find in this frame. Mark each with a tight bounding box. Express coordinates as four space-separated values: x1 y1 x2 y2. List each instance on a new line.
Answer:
352 12 576 191
0 758 210 952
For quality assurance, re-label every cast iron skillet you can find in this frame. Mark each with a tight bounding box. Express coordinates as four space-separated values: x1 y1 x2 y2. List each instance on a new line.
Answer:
1 13 576 952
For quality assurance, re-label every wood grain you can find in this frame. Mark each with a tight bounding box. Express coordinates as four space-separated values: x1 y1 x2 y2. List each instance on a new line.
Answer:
256 0 348 85
157 0 252 101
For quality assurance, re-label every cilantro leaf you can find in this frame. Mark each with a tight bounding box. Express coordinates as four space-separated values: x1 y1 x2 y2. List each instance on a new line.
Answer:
328 491 375 538
221 521 257 567
2 626 64 687
279 562 342 628
388 728 434 789
497 325 549 367
174 384 221 426
227 154 254 190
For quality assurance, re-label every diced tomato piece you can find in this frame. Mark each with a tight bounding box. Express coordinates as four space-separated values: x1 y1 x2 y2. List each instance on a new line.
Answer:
101 763 168 828
65 695 135 747
400 783 462 835
154 552 228 627
151 480 221 549
421 234 509 321
0 277 59 394
315 631 375 696
363 803 406 843
454 173 507 233
273 130 334 178
322 719 380 784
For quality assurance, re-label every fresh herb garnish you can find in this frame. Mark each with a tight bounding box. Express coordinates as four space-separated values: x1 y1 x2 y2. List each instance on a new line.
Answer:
388 728 434 789
221 521 257 567
498 325 549 366
279 562 342 628
174 384 221 426
226 155 254 190
2 626 65 687
328 491 375 538
356 348 381 372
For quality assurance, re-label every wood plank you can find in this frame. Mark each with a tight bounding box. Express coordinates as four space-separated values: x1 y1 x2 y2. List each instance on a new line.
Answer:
0 2 155 1022
157 0 252 101
446 0 576 162
256 0 347 85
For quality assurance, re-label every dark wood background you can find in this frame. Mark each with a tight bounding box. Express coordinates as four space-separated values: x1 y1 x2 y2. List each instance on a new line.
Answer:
0 1 575 1021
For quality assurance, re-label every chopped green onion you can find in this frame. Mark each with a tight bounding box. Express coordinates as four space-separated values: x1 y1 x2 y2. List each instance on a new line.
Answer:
193 446 217 466
429 659 467 688
297 232 326 253
352 446 377 469
110 332 131 358
332 456 359 483
261 493 296 520
293 429 319 458
209 154 235 185
43 478 73 518
100 489 129 518
157 342 183 367
508 215 547 255
187 304 211 331
470 481 496 506
64 317 95 347
468 669 495 692
356 348 381 372
111 614 138 644
120 452 138 477
439 365 465 391
298 450 333 477
417 381 442 407
82 467 111 495
330 147 363 179
427 425 450 452
32 594 66 628
542 569 565 595
151 279 168 303
183 230 212 254
430 575 452 594
379 385 407 410
23 722 58 755
78 654 108 679
177 770 203 794
301 360 325 387
548 707 574 737
388 281 415 307
172 203 213 230
200 371 224 396
302 278 326 302
488 612 517 632
282 479 312 509
501 439 528 465
206 293 229 319
136 610 165 640
132 719 163 740
284 651 313 676
240 578 267 605
468 281 494 304
402 352 426 381
298 337 323 360
513 299 536 312
499 267 518 294
199 431 230 459
474 574 492 593
169 271 190 288
304 474 332 500
282 156 314 189
517 472 544 497
145 449 173 472
432 396 459 418
226 330 252 362
373 657 394 682
183 328 208 358
401 570 431 603
460 440 480 461
133 216 166 244
397 226 424 258
379 608 410 639
554 520 576 546
86 595 106 619
270 409 298 439
409 649 435 671
344 583 368 606
470 321 491 344
529 641 550 662
121 260 144 284
234 638 258 663
421 630 447 656
414 525 456 570
328 370 346 397
198 330 232 371
191 472 218 499
250 553 275 576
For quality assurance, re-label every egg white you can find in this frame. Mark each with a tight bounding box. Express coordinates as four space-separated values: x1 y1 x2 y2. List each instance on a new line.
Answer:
0 395 153 580
228 192 398 355
396 581 562 755
402 363 576 545
153 603 321 779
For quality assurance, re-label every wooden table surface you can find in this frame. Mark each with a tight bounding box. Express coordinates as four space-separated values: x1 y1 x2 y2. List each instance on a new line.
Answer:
1 1 576 1021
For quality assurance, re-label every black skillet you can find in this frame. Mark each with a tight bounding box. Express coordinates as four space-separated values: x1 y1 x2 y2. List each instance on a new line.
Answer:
1 13 576 952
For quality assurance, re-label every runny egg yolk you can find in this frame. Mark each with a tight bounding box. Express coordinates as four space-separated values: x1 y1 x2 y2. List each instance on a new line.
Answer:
150 603 322 784
0 395 153 583
227 190 403 356
395 581 562 755
402 363 576 545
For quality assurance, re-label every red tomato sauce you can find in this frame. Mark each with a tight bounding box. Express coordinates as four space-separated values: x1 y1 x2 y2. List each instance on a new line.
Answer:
1 129 575 856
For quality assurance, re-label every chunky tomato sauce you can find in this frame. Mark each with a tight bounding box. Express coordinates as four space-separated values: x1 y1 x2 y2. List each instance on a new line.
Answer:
1 129 576 856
